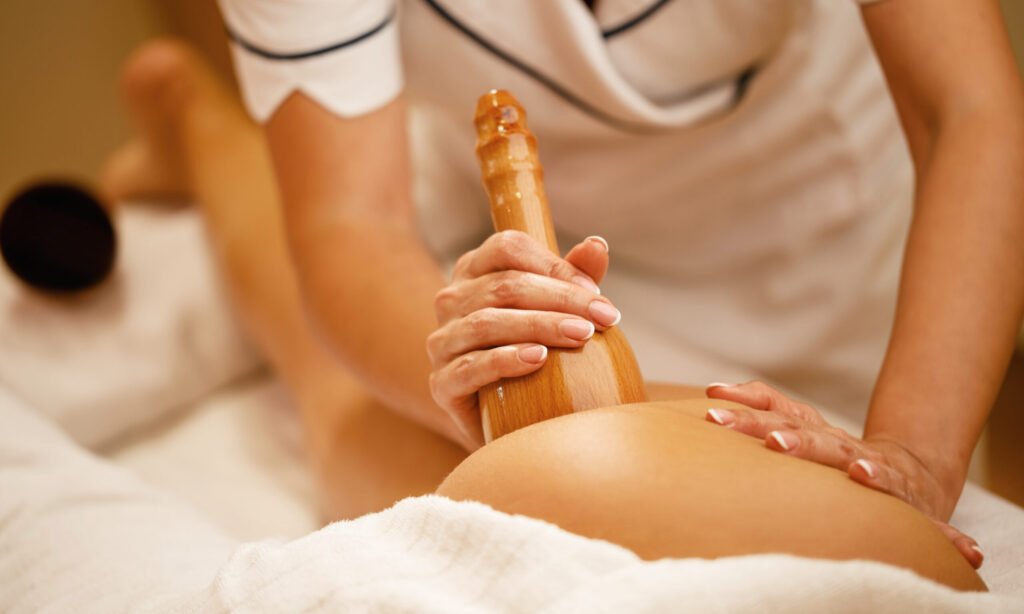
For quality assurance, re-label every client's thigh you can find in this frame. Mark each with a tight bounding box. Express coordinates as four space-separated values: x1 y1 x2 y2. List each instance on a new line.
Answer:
437 401 984 592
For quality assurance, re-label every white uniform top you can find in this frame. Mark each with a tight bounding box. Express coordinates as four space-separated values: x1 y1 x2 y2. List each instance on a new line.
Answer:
218 0 909 423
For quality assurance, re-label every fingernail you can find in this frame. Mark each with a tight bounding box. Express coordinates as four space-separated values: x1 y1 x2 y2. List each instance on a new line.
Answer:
970 544 984 561
572 275 601 294
707 382 734 390
769 431 795 452
707 408 734 426
585 235 609 253
854 459 876 479
588 301 621 327
517 345 548 364
559 318 595 341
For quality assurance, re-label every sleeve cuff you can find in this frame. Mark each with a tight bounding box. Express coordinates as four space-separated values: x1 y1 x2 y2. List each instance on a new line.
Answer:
221 3 403 122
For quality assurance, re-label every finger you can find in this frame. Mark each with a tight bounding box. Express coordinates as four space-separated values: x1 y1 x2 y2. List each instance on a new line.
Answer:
929 519 984 570
847 457 917 511
706 381 824 425
705 407 803 438
564 236 610 285
761 427 867 472
454 230 598 292
435 271 619 327
427 308 594 365
430 344 548 413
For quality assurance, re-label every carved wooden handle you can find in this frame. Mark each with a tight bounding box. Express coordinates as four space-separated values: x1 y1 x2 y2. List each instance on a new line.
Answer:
474 89 559 251
473 90 647 443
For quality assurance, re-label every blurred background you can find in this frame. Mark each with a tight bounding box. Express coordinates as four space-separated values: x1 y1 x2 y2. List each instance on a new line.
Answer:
0 1 1022 504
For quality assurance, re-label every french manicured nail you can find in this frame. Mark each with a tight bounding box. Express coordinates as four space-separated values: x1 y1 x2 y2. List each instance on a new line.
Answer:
854 459 876 479
970 544 984 561
517 345 548 364
769 431 797 452
707 382 734 390
572 275 601 294
589 301 621 327
707 408 735 426
560 318 595 341
586 235 609 253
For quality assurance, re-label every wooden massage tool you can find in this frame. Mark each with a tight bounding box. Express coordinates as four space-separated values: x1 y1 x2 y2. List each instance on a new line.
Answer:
474 89 648 442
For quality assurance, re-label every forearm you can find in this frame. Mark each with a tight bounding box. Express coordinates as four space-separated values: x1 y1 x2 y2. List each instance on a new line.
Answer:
288 213 455 438
866 114 1024 502
859 0 1024 512
265 94 461 443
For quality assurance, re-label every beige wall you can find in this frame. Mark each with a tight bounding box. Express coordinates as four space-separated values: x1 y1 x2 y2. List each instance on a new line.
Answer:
0 1 230 201
0 1 162 198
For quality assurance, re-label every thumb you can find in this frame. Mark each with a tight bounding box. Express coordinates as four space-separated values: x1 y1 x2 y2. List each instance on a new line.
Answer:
565 236 610 285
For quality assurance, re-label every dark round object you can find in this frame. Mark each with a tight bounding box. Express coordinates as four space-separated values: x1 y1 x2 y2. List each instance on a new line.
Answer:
0 182 116 292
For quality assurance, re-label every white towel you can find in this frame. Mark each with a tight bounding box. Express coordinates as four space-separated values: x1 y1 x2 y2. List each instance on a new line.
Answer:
0 205 259 448
1 388 1019 613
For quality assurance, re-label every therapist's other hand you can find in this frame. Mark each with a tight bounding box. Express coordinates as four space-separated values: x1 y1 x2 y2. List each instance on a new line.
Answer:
427 231 618 447
704 381 985 570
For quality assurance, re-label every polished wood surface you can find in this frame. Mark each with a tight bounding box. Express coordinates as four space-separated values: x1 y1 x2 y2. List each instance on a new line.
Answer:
473 90 647 442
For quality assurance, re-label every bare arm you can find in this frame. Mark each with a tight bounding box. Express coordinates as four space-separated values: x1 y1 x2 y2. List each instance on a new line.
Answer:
264 94 464 444
861 0 1024 513
705 0 1024 567
266 89 620 449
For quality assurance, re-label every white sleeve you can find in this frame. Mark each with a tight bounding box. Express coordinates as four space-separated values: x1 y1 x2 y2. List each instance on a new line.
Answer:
217 0 402 122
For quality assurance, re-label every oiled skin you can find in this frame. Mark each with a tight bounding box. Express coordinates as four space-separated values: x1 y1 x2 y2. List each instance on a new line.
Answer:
437 399 985 592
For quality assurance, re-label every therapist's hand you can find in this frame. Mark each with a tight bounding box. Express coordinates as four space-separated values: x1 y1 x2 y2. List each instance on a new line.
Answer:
703 381 985 569
427 231 619 447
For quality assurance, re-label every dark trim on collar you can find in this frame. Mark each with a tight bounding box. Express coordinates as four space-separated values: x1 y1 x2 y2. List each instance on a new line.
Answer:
602 0 672 39
422 0 663 133
420 0 753 134
226 9 395 61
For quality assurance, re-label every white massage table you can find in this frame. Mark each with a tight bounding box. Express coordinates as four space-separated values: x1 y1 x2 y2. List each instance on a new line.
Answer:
1 205 1022 611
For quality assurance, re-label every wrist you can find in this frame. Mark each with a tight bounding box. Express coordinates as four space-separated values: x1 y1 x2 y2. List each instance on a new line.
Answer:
863 430 966 516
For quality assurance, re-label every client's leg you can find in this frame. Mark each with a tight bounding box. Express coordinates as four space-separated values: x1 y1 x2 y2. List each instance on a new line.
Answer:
102 39 465 519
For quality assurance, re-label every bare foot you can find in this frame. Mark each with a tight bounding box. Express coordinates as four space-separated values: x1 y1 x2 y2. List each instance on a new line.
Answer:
99 39 206 203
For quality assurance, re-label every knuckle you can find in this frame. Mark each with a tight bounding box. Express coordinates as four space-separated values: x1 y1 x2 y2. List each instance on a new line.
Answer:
467 307 500 336
552 283 579 311
490 272 521 306
494 230 527 256
425 332 440 362
544 257 571 280
452 354 477 384
453 251 474 276
788 404 810 421
428 372 446 402
837 440 856 459
824 426 847 439
433 286 459 318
